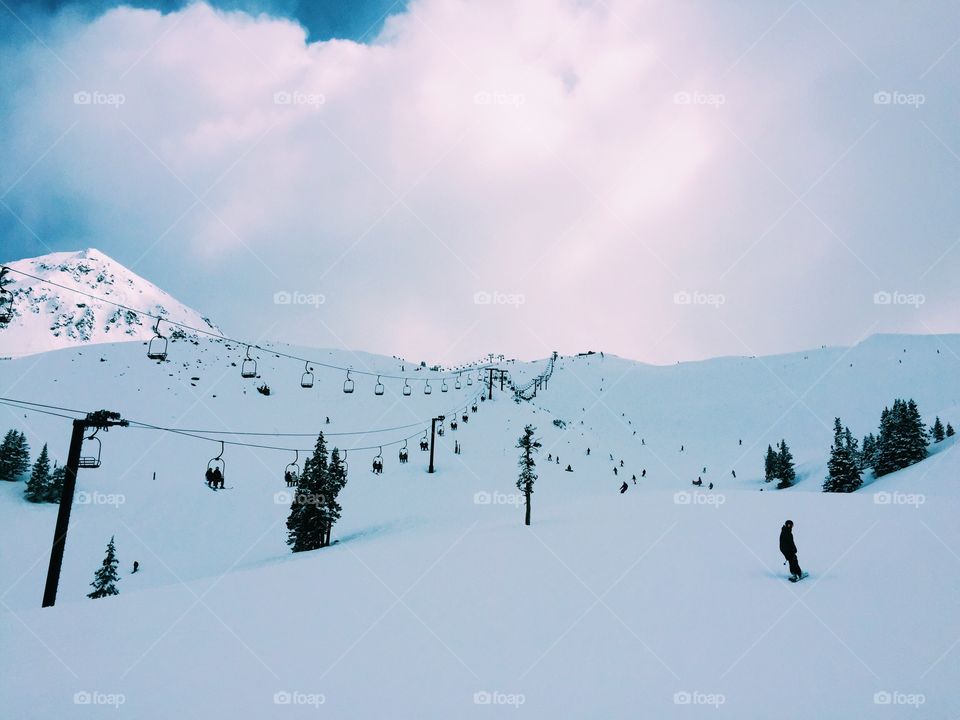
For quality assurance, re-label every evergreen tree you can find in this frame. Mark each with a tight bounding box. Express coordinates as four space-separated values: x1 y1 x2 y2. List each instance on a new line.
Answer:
321 448 348 548
764 445 778 483
860 433 878 470
948 423 956 438
87 536 120 599
0 429 30 481
875 398 928 477
516 424 541 526
931 416 945 443
286 432 329 552
24 443 51 503
45 462 65 503
776 440 796 489
823 418 862 493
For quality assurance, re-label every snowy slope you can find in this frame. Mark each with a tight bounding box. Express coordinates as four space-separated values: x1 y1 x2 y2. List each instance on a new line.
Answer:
1 336 958 719
0 248 220 357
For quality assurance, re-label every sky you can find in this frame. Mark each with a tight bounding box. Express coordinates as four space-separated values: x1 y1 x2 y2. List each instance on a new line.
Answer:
1 0 959 367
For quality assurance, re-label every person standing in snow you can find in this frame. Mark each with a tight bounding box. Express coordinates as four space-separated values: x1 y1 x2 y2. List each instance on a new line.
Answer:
780 520 803 581
619 480 628 494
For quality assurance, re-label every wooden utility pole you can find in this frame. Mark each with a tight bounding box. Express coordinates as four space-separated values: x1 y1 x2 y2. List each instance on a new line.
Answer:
42 410 127 608
428 415 444 474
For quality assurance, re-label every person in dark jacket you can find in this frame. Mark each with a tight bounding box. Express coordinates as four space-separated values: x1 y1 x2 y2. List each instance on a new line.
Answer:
780 520 803 580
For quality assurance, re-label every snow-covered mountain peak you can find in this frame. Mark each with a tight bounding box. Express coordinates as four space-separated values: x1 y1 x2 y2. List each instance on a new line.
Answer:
0 248 220 357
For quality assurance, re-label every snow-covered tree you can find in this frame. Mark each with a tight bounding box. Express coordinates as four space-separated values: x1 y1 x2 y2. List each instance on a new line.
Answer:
764 445 777 483
0 429 30 482
320 448 348 548
45 462 65 503
87 536 120 599
931 416 945 443
948 423 956 438
823 418 862 493
860 433 878 470
23 443 51 503
776 440 796 489
875 398 928 477
287 432 331 552
516 424 541 526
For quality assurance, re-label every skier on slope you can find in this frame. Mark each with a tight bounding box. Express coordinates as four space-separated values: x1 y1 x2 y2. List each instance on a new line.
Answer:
780 520 804 581
619 481 628 494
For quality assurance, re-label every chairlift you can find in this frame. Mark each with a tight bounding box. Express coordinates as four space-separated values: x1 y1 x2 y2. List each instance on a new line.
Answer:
455 375 462 390
284 450 300 486
466 374 473 386
343 369 355 394
399 440 409 463
342 450 349 476
78 429 102 469
0 267 12 324
372 447 383 474
424 380 432 395
146 318 168 361
301 361 314 389
374 375 385 396
403 379 412 397
441 379 448 393
205 442 226 488
241 346 257 379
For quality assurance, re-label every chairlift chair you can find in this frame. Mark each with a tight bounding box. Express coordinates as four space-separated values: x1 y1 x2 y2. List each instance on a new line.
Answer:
301 362 314 389
424 380 432 395
78 430 102 469
455 375 462 390
241 346 257 379
343 369 355 394
374 376 385 396
285 450 300 485
206 442 226 487
441 379 448 393
403 379 412 397
146 318 168 361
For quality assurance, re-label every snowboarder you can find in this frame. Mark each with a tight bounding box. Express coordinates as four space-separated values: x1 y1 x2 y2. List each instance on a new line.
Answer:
691 478 702 487
565 464 572 472
620 459 624 467
708 482 713 490
556 457 559 465
619 481 628 494
325 416 330 424
613 467 618 476
731 470 736 478
739 439 742 446
780 520 804 581
548 453 553 462
680 444 684 452
132 561 139 574
703 466 707 473
641 469 646 478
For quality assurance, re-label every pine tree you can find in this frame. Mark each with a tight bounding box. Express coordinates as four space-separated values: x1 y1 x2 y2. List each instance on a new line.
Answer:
516 425 541 526
0 429 30 481
823 418 862 492
948 423 956 438
45 462 65 503
931 417 945 443
286 432 329 552
860 433 878 470
876 398 928 476
24 443 51 503
87 536 120 599
776 440 796 489
321 448 348 548
764 445 778 483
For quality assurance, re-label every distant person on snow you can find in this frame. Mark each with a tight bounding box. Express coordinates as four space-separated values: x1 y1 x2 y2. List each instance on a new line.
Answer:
548 454 553 462
708 482 713 490
613 467 618 476
619 481 628 494
620 459 624 467
587 448 591 456
631 474 636 484
731 470 736 478
565 464 572 472
641 469 646 478
780 520 803 581
132 561 139 574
